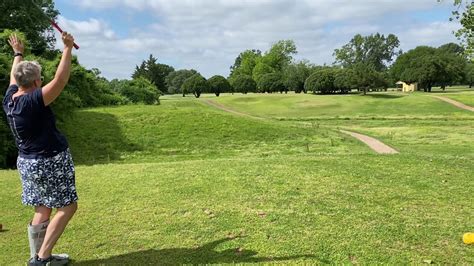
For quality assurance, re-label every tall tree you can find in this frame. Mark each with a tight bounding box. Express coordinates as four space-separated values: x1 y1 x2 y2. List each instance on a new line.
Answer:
283 60 312 93
229 49 262 82
334 33 401 71
262 40 297 72
165 69 198 95
132 54 174 92
230 49 261 75
0 0 59 55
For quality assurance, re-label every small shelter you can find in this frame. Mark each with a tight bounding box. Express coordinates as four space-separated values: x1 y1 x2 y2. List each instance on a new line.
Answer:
396 81 418 92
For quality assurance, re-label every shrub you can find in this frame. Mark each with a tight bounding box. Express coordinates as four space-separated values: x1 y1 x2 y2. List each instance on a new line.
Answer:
256 73 285 93
182 74 209 98
208 75 232 96
230 75 256 94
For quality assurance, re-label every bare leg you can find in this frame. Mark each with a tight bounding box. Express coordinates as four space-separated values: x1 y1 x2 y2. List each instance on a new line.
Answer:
32 206 52 225
37 202 77 259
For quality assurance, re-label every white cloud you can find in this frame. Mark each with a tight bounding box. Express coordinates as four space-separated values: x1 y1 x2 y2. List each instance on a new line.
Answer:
399 21 461 51
56 0 460 80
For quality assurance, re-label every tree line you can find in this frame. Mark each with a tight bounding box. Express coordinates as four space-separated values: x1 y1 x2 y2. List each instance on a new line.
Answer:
133 36 471 97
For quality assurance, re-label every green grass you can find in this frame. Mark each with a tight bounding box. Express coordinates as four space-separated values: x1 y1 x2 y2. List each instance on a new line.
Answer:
443 94 474 106
1 92 473 264
212 92 472 120
60 99 368 165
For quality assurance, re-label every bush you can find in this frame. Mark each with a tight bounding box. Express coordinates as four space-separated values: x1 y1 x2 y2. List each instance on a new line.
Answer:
208 75 232 96
119 77 160 104
230 75 256 94
333 68 357 93
256 73 285 93
305 68 336 94
182 74 209 98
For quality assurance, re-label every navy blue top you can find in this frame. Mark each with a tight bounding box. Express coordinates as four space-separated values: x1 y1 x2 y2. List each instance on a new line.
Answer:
2 85 68 159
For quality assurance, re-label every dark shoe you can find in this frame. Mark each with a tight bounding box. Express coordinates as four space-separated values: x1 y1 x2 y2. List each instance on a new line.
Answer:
28 254 69 265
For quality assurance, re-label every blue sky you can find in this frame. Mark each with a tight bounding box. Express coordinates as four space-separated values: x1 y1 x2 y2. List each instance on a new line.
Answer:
53 0 461 80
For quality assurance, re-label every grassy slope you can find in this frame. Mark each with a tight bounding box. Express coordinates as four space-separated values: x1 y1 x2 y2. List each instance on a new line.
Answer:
60 98 367 165
0 93 473 264
213 92 474 158
213 92 471 119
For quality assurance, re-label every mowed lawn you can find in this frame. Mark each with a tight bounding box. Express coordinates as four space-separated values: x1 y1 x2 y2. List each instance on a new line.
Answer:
0 91 473 264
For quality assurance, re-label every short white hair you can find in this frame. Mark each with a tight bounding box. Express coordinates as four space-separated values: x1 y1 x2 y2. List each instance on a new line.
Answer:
13 61 42 88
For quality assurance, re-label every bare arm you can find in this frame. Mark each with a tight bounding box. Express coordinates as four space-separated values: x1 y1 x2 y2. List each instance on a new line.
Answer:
8 34 25 86
42 32 75 106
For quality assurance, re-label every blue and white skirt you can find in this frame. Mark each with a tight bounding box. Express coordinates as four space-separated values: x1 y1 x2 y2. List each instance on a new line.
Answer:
17 149 79 208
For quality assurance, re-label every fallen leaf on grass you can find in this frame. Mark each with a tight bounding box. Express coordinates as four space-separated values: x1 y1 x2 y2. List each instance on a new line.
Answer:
423 259 433 264
257 211 267 217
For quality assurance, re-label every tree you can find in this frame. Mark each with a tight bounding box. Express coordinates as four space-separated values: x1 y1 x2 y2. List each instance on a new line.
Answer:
352 63 388 95
252 61 275 83
446 0 473 60
229 40 297 84
262 40 297 72
438 42 465 55
230 49 261 76
334 33 401 71
229 49 262 86
391 45 466 92
182 74 209 98
256 73 285 93
208 75 232 96
0 0 59 55
465 63 474 87
132 54 174 92
231 75 256 94
283 60 312 93
165 69 198 95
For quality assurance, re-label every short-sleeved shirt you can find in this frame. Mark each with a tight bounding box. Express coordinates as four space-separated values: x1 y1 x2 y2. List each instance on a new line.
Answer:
2 84 68 159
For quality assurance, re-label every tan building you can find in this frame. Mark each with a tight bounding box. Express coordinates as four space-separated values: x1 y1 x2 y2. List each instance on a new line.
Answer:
396 81 418 92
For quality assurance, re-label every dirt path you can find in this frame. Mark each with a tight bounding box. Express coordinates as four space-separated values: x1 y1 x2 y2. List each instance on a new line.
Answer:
432 96 474 112
340 130 399 154
202 99 399 154
202 99 266 120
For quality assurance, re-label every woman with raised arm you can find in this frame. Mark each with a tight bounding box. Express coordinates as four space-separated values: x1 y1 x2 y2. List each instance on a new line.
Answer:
2 32 78 266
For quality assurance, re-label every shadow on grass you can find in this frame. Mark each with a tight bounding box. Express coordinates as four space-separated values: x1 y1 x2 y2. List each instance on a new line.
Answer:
60 111 141 166
72 238 325 265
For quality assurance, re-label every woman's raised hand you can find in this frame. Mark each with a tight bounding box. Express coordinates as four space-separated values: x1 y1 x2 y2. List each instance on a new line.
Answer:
8 34 24 54
62 32 75 49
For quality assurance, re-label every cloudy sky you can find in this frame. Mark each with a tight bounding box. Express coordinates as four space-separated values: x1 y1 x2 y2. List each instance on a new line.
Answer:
54 0 461 80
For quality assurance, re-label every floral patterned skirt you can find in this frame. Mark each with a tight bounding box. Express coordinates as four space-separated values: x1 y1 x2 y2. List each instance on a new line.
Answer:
17 149 78 208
